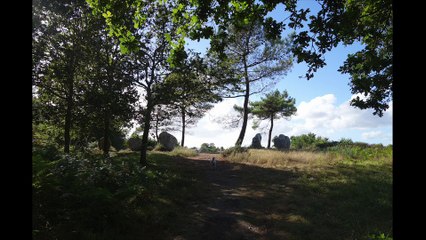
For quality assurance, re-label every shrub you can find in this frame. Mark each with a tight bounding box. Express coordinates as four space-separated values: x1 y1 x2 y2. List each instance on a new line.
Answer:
290 133 331 151
367 233 392 240
199 143 219 153
147 138 157 149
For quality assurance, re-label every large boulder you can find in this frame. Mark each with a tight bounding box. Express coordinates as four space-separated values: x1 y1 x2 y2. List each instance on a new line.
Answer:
127 137 142 151
251 133 262 148
158 132 178 151
273 134 290 150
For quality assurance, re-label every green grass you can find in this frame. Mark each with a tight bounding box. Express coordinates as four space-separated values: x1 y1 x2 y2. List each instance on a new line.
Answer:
223 147 392 239
33 146 392 239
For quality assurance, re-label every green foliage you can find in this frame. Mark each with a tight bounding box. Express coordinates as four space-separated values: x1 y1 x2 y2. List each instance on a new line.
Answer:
289 133 391 158
33 151 208 239
367 232 393 240
87 0 392 115
290 133 332 151
147 138 158 150
251 90 297 120
33 123 63 149
251 90 297 148
199 143 220 153
329 144 392 161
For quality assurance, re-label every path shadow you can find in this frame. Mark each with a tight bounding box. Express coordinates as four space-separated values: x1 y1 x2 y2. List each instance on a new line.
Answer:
150 154 392 240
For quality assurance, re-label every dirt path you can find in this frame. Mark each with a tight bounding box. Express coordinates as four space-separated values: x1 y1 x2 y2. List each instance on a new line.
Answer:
177 154 292 240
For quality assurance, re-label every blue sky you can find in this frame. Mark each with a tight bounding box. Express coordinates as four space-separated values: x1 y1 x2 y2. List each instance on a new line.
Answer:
172 1 392 148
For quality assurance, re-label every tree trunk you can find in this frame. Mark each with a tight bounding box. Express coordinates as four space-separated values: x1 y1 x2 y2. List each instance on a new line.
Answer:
235 54 250 146
181 106 185 147
64 97 72 153
102 110 110 156
64 78 74 154
63 44 76 154
155 113 159 141
268 115 274 149
140 92 153 166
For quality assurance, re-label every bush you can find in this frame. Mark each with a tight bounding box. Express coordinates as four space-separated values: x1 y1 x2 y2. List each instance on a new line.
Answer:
147 138 157 149
290 133 331 151
33 144 61 161
199 143 219 153
32 152 149 239
367 233 392 240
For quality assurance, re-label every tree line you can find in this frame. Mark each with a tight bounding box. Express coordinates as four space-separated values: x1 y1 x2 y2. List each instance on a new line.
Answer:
33 0 392 166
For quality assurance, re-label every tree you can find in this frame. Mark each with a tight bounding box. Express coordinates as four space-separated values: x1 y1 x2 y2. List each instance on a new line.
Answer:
121 1 185 166
217 22 294 146
81 24 138 156
88 0 392 116
292 0 392 116
150 105 176 141
251 90 297 149
33 0 92 153
33 0 138 155
160 54 219 146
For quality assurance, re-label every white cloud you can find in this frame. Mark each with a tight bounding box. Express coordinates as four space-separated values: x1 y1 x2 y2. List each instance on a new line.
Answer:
362 131 383 139
169 94 393 148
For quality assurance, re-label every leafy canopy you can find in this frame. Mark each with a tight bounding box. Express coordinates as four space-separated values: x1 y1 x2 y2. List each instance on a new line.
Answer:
86 0 392 116
251 90 297 120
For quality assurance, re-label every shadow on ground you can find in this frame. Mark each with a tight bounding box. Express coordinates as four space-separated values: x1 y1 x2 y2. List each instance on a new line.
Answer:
154 153 392 240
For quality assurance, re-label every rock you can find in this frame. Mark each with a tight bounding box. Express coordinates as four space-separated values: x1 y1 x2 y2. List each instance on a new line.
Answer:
158 132 178 151
251 133 262 148
127 137 142 151
273 134 290 150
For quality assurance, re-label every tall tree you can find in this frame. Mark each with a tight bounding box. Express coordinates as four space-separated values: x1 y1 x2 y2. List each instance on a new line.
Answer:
33 0 91 153
88 0 392 116
150 105 176 141
121 1 184 166
160 55 219 146
82 28 138 156
216 22 294 146
251 90 297 149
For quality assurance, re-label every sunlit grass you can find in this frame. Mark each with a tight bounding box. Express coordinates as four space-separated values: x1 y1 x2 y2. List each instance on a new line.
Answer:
223 147 393 239
168 146 198 157
224 149 342 170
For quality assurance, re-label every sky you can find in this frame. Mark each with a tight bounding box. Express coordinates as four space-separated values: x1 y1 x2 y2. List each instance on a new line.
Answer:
166 1 393 148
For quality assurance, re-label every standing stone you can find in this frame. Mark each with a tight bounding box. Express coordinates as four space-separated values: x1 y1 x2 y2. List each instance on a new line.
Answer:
127 138 142 151
158 132 178 151
273 134 291 150
251 133 263 148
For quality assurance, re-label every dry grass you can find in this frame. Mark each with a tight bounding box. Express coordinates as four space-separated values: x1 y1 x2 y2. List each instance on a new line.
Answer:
169 146 198 157
224 149 342 170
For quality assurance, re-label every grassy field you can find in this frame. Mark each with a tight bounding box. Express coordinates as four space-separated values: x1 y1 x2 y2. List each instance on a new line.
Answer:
33 146 392 239
224 147 392 239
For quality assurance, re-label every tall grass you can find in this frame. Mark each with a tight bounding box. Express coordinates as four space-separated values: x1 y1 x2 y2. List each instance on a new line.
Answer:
224 149 342 169
224 145 392 170
224 146 393 239
169 146 198 157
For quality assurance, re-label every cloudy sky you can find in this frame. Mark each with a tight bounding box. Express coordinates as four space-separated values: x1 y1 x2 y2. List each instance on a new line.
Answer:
165 1 393 149
169 94 392 149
